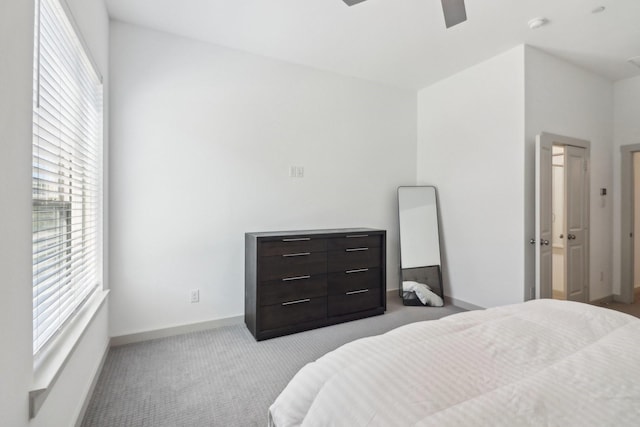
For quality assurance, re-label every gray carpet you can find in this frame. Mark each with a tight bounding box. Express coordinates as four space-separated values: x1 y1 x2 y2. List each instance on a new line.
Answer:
81 294 465 427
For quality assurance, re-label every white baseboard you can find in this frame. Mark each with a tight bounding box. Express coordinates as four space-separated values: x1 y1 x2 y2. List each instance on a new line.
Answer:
110 315 244 347
444 296 485 311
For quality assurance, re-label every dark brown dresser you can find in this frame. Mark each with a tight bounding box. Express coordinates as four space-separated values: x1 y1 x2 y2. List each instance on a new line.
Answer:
245 228 386 340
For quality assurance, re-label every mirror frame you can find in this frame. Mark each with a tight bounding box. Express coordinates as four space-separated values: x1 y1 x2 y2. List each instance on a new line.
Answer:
397 186 444 305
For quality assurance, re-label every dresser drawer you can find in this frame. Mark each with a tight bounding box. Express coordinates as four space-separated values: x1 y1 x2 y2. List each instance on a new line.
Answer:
327 247 381 273
327 268 381 295
328 288 381 317
259 238 326 256
260 275 327 306
259 252 327 281
327 235 382 251
260 297 327 331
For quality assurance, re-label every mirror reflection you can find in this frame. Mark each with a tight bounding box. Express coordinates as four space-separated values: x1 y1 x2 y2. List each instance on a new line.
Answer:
398 186 444 306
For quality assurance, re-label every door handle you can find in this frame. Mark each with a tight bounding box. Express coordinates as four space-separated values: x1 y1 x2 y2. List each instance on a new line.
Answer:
567 234 576 240
559 234 564 239
530 238 549 245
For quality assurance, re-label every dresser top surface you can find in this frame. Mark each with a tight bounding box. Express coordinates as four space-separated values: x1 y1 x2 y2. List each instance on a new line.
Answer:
246 228 385 238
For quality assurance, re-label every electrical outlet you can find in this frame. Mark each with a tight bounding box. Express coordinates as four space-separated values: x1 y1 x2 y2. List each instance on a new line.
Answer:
190 289 200 303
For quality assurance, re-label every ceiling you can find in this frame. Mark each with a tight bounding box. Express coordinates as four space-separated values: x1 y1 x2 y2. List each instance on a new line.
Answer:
105 0 640 89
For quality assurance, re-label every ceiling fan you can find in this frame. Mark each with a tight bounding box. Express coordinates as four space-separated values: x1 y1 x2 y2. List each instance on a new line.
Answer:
342 0 467 29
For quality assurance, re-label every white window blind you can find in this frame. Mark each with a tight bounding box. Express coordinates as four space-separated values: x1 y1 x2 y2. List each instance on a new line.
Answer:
32 0 103 355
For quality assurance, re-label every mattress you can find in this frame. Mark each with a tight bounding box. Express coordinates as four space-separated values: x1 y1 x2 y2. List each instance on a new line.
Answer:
269 299 640 426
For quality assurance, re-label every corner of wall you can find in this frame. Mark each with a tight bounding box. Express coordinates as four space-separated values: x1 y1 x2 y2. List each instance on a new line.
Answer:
416 45 527 308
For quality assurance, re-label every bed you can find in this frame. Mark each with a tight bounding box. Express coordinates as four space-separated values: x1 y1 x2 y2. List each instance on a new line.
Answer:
268 299 640 426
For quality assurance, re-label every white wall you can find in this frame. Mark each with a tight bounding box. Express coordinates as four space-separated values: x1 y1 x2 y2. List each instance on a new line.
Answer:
416 46 526 308
612 76 640 295
524 46 614 302
108 22 417 337
0 1 36 425
0 0 110 426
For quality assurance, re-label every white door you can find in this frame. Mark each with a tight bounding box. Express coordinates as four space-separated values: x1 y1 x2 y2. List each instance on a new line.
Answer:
564 145 589 302
535 133 590 302
535 135 553 299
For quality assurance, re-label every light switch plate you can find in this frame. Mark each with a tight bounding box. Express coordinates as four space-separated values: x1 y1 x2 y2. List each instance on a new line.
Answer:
289 166 304 178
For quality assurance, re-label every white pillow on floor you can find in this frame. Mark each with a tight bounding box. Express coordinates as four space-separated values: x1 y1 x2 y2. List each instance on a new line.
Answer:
402 280 443 307
403 280 431 292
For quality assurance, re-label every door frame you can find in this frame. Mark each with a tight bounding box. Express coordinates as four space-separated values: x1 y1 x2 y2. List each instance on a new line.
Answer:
619 144 640 304
536 132 590 301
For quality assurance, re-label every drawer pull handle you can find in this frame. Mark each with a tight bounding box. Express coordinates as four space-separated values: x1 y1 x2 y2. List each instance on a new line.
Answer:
282 298 311 306
346 247 368 252
282 238 311 242
282 252 311 257
346 289 369 295
282 275 311 282
346 268 369 274
346 234 369 238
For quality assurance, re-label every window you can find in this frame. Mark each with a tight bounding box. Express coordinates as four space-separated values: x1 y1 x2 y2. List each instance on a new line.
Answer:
32 0 103 355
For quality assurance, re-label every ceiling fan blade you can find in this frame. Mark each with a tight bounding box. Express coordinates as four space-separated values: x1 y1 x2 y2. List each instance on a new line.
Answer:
342 0 368 6
441 0 467 28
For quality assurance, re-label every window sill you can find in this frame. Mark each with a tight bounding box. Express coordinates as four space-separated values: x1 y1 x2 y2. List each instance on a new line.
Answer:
29 289 109 419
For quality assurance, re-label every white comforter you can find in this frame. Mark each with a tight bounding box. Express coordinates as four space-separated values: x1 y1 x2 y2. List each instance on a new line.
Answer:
269 299 640 427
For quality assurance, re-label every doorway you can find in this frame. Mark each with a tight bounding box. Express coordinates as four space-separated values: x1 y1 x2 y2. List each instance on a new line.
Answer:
620 144 640 304
552 145 566 299
535 133 590 302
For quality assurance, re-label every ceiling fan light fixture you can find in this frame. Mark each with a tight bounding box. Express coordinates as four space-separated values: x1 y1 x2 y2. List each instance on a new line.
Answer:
528 17 549 30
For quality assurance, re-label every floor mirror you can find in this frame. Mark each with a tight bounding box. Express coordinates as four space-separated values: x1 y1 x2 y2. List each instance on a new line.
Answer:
397 186 444 306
